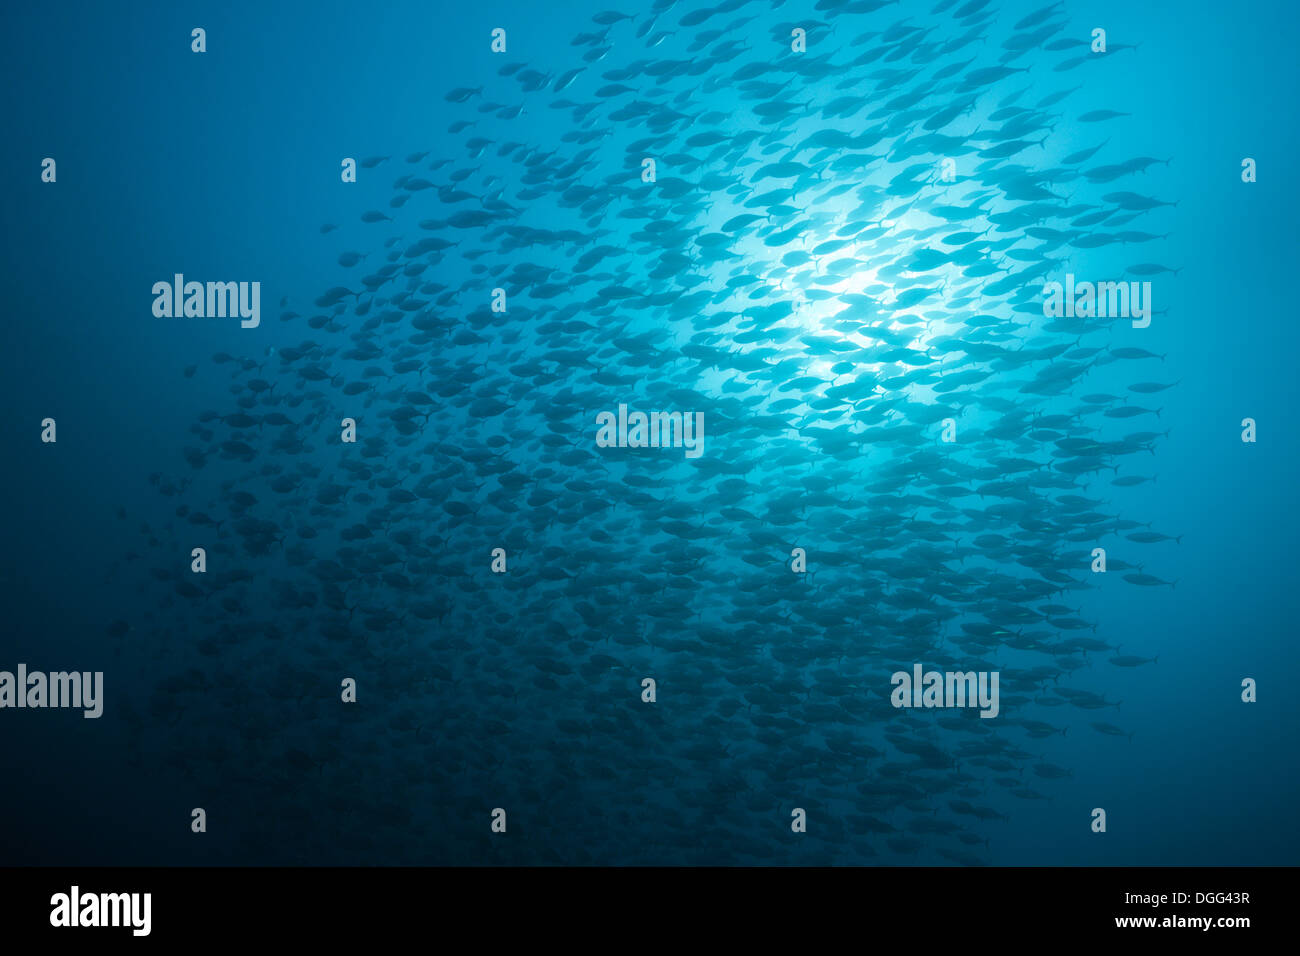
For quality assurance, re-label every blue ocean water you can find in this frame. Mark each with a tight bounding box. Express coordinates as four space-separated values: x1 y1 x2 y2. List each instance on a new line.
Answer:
2 0 1297 866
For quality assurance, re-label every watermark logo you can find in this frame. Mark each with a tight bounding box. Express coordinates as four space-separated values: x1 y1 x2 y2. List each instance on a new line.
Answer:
50 886 150 936
890 664 1000 718
1042 274 1151 328
152 274 261 328
0 665 102 718
595 403 704 458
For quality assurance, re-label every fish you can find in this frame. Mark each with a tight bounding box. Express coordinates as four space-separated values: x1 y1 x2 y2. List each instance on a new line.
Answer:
1109 655 1158 667
1090 722 1133 739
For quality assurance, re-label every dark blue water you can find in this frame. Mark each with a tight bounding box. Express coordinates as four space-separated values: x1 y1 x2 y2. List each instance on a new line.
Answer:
2 0 1297 866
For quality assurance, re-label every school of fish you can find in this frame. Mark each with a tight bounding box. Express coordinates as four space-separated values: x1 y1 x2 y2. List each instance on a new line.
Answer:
108 0 1182 864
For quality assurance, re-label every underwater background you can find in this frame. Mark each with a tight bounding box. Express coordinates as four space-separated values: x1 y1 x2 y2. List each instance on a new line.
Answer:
2 0 1297 866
